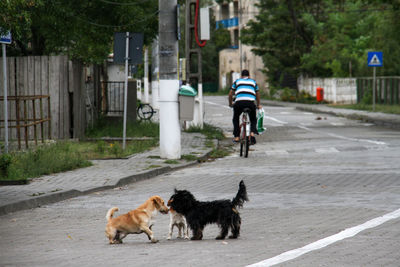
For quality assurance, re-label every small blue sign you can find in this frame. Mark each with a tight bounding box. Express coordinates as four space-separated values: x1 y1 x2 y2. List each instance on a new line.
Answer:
367 51 383 67
0 31 12 44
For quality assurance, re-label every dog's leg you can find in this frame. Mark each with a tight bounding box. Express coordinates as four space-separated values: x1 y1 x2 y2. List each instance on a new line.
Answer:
216 225 229 240
141 225 158 243
177 224 183 238
229 214 241 239
191 226 203 240
183 222 189 240
167 221 174 240
119 232 128 242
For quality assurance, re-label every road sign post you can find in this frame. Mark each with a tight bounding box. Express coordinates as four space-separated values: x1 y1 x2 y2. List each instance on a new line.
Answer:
367 52 383 112
1 31 11 153
113 32 144 150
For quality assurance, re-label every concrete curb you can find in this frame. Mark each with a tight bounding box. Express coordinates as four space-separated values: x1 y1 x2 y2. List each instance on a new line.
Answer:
0 139 218 216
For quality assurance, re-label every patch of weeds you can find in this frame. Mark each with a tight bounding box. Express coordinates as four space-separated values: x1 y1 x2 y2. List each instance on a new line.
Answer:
110 143 123 157
209 147 232 159
1 142 92 181
86 117 159 138
0 153 12 178
164 160 180 164
185 123 225 141
181 154 198 161
147 155 161 159
205 140 214 148
31 192 45 197
146 165 162 170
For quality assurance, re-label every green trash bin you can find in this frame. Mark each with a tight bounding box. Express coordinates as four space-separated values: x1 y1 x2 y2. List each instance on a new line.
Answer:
178 85 197 121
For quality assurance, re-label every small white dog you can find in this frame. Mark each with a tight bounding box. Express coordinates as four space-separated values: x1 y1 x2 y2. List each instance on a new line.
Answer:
167 204 189 240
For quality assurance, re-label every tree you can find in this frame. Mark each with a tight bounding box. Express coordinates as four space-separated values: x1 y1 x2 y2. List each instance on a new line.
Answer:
241 0 316 87
0 0 158 64
241 0 400 87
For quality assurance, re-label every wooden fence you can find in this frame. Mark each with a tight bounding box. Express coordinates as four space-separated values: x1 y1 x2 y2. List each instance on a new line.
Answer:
356 77 400 104
0 55 89 148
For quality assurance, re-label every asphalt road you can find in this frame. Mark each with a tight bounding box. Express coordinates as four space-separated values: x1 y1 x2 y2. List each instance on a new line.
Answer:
1 96 400 267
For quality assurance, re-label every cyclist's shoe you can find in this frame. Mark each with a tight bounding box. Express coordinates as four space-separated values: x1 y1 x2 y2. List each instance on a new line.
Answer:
250 136 256 145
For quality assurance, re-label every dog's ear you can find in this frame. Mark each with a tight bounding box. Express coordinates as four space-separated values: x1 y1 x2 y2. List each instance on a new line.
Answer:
174 188 178 194
152 197 161 208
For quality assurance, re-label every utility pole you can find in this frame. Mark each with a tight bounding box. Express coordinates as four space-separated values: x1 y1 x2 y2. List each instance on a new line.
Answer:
185 0 204 128
143 47 149 103
151 37 160 109
159 0 181 159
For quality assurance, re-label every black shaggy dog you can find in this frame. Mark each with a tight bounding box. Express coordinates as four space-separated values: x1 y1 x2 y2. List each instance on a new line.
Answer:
168 180 248 240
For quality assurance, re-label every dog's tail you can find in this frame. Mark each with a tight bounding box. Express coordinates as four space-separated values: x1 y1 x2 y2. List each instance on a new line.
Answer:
106 207 119 221
231 180 248 209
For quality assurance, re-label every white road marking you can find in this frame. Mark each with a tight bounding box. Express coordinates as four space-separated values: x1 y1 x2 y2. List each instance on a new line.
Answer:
265 150 289 155
204 100 231 109
264 115 288 125
315 147 339 153
330 122 345 126
247 207 400 267
205 100 289 125
297 125 386 145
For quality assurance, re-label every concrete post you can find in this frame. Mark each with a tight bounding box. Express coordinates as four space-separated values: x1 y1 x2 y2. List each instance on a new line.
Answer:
159 0 181 159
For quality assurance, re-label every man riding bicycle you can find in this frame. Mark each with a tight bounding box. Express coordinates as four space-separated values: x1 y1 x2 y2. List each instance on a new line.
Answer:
229 69 262 145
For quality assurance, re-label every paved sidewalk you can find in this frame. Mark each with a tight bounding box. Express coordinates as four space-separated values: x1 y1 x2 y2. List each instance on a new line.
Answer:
262 100 400 130
0 131 216 215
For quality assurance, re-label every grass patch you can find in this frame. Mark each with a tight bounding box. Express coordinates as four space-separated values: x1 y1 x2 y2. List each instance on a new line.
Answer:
209 147 232 159
1 119 160 181
86 118 159 138
164 160 180 164
146 165 162 170
0 142 92 181
185 123 234 160
147 155 161 159
79 139 158 159
328 103 400 115
181 154 198 161
185 123 225 140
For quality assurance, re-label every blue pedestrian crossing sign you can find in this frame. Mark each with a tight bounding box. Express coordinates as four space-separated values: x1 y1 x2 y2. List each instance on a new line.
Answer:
0 30 11 44
367 51 383 67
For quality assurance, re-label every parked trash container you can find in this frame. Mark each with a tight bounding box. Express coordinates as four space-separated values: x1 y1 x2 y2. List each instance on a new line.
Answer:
316 87 324 102
178 85 197 121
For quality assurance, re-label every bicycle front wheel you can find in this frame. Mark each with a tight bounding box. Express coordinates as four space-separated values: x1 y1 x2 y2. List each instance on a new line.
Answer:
245 136 249 158
137 104 154 120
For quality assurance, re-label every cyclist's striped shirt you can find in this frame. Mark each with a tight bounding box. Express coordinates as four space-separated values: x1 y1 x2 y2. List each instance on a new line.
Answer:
231 77 258 102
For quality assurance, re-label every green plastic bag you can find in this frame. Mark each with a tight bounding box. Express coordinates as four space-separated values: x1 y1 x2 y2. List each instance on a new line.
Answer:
257 108 266 134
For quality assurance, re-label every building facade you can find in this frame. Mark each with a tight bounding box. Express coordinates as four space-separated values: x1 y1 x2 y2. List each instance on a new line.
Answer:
214 0 267 91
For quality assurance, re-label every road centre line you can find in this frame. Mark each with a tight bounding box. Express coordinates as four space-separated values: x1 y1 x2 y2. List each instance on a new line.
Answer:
297 125 386 145
247 207 400 267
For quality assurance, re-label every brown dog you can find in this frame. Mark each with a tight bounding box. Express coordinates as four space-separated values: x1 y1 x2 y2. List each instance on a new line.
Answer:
105 195 169 244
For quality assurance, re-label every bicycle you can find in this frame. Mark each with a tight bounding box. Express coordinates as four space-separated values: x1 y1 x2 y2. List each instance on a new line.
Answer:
239 108 251 158
137 101 156 121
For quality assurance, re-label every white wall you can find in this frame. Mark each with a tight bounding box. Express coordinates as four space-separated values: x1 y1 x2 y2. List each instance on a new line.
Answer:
298 76 357 104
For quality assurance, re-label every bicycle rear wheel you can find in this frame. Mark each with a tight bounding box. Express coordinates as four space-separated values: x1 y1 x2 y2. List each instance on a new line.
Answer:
239 123 246 157
137 104 154 120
